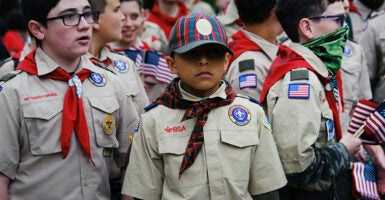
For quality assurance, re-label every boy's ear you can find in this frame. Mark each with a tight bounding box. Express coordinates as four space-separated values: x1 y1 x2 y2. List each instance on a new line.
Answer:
298 18 313 41
166 56 178 74
28 20 45 40
92 23 100 31
224 53 230 72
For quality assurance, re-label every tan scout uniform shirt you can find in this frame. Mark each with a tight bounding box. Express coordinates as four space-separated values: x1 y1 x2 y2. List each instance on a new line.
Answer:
87 47 149 114
216 0 241 39
349 0 385 41
226 29 278 100
184 0 216 16
359 13 385 103
0 48 139 199
0 58 16 78
340 40 372 133
265 43 341 191
141 21 169 55
122 81 287 200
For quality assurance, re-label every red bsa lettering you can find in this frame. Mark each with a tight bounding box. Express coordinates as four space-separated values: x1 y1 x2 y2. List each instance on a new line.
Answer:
164 126 187 134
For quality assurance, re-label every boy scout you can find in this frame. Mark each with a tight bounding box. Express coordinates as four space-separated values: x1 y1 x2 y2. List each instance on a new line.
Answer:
122 13 287 200
0 0 138 199
88 0 149 114
225 0 282 100
259 0 362 199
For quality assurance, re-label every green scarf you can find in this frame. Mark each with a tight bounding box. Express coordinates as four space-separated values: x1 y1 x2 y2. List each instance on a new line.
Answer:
302 26 349 75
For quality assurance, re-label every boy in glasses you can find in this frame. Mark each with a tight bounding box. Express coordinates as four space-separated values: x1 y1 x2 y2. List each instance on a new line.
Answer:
259 0 362 199
121 13 287 200
0 0 138 199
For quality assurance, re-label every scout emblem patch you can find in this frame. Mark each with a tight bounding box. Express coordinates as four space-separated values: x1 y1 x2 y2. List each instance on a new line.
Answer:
288 83 310 99
326 119 335 141
103 114 115 134
196 18 212 35
89 72 106 87
113 60 128 73
239 74 257 89
344 45 352 57
263 115 271 130
228 105 251 126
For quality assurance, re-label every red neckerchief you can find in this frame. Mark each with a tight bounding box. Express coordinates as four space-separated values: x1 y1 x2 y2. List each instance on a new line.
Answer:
89 57 111 68
148 1 188 39
260 44 343 140
228 30 262 69
17 50 95 164
349 1 360 14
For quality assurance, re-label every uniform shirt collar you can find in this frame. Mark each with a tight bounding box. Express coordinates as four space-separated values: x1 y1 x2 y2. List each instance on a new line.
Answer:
179 80 227 101
241 29 278 61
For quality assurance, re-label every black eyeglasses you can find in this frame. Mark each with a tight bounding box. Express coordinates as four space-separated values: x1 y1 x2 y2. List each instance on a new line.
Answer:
308 14 345 27
46 11 99 26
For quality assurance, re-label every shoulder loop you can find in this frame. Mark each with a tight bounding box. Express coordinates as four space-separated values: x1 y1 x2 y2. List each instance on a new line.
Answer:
290 69 309 81
0 57 13 69
0 70 23 89
236 94 261 106
90 61 116 75
144 102 159 112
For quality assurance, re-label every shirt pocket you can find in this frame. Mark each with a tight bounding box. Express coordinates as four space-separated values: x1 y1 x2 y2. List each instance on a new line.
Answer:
23 100 63 155
220 130 259 182
158 134 206 189
88 96 120 148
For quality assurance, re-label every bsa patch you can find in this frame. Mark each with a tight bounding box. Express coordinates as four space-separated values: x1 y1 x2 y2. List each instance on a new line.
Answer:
288 83 310 99
326 119 335 141
89 72 106 87
113 60 128 73
196 18 212 36
228 105 251 126
239 74 257 89
103 114 115 135
263 115 271 130
102 148 112 157
343 45 352 57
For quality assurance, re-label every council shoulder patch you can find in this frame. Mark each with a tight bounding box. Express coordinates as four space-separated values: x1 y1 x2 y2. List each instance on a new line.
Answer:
228 105 251 126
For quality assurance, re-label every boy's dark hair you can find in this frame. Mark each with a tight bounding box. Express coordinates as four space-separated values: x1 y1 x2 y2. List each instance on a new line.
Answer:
21 0 61 47
234 0 276 25
5 9 27 31
120 0 143 8
89 0 108 14
275 0 341 42
142 0 155 10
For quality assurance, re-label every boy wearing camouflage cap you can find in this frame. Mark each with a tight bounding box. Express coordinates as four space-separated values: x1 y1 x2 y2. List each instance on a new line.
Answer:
121 13 287 200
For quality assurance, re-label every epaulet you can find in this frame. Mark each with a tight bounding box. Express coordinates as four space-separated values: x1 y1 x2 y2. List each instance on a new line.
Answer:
90 61 116 75
144 102 159 112
290 68 309 81
368 10 384 20
0 70 23 90
236 94 261 106
0 57 13 68
110 50 125 56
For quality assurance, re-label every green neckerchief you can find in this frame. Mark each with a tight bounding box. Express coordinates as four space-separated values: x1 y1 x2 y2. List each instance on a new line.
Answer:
302 26 349 75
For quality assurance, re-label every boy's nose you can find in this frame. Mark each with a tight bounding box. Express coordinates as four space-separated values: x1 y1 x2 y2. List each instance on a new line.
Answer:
198 56 209 66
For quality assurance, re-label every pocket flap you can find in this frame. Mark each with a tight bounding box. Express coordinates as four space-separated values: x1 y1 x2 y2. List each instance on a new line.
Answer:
221 130 259 148
88 96 119 113
158 136 189 155
23 100 62 120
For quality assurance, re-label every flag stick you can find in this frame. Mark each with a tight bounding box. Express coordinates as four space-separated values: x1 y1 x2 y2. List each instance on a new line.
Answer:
353 123 365 138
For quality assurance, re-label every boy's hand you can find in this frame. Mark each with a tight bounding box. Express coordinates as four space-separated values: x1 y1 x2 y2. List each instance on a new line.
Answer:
339 133 362 157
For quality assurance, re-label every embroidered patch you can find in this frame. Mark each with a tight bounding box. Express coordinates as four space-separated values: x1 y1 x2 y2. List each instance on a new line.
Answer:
103 114 115 135
288 83 310 99
102 148 112 157
228 105 251 126
239 74 257 89
263 115 271 130
196 18 212 35
238 59 255 72
290 70 309 81
164 125 187 134
326 119 335 141
89 72 106 87
113 60 128 73
344 45 352 57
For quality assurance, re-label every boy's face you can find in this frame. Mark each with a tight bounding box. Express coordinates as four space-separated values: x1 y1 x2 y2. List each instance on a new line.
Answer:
120 1 144 46
96 0 125 43
308 1 345 38
167 44 229 98
41 0 93 59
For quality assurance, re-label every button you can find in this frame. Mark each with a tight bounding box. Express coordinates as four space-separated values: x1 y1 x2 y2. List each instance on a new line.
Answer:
83 180 90 186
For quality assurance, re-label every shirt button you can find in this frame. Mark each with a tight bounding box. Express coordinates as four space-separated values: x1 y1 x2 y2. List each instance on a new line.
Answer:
83 180 90 186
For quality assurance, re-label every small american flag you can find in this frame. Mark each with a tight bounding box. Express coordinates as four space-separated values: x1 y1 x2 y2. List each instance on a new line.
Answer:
364 101 385 143
239 74 257 89
142 51 173 84
288 83 309 99
123 48 143 69
352 162 380 200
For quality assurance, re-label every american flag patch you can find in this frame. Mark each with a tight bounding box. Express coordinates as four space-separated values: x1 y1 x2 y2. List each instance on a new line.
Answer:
239 74 257 89
288 83 310 99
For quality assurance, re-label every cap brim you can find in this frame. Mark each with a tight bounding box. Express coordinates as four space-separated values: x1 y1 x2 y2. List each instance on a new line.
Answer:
173 40 234 55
